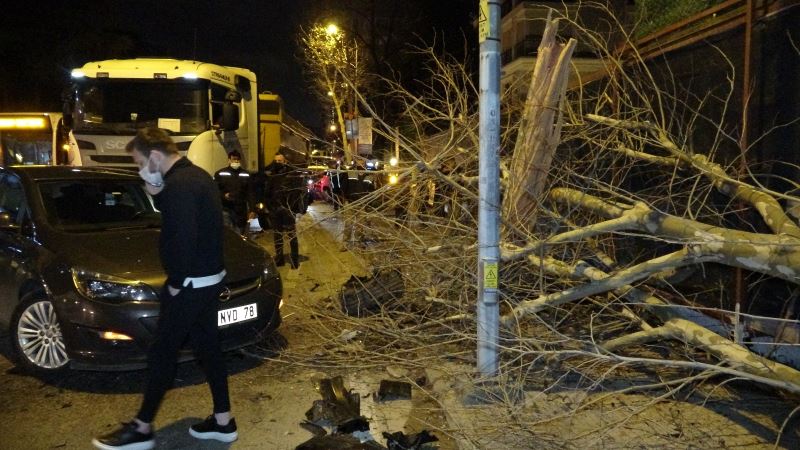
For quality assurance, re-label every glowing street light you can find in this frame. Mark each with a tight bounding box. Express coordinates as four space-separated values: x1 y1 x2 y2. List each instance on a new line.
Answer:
325 23 340 36
329 124 337 132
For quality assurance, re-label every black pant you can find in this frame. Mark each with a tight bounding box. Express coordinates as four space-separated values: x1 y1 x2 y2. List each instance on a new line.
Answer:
136 284 230 423
274 228 299 267
224 204 248 234
270 207 299 267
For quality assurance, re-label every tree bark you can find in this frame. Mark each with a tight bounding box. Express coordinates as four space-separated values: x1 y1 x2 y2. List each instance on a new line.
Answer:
504 15 576 236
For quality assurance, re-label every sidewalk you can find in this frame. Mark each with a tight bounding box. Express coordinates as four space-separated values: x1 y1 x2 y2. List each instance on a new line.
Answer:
234 203 452 449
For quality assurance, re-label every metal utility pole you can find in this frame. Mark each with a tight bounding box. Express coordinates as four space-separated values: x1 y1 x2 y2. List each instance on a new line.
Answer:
477 0 501 376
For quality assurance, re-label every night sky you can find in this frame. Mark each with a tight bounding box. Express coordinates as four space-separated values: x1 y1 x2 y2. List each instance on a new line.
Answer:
1 0 476 135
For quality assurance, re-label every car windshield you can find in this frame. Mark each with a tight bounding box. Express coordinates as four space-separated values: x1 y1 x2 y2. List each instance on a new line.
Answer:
38 179 160 232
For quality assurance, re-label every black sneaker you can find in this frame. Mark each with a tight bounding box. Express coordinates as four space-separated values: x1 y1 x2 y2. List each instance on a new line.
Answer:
92 421 154 450
189 415 238 442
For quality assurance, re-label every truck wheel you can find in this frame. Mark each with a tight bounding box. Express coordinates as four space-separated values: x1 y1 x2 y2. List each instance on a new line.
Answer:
11 293 70 374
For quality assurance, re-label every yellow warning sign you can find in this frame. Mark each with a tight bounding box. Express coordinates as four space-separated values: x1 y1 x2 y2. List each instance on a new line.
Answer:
479 0 489 43
484 261 498 289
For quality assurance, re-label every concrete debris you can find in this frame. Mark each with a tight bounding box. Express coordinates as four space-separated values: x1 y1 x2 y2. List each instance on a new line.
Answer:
386 365 408 379
338 329 361 342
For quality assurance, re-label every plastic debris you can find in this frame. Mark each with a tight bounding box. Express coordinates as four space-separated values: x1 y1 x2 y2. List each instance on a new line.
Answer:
296 434 385 450
383 430 439 450
375 380 412 402
305 376 370 434
339 270 404 317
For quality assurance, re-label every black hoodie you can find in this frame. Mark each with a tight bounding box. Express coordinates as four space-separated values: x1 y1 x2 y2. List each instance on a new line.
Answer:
153 157 224 288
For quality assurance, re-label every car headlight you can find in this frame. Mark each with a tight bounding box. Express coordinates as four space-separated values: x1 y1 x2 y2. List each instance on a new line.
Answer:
71 268 159 303
261 258 278 282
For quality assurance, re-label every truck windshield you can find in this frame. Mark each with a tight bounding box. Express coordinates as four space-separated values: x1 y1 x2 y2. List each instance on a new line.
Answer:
73 79 209 135
1 131 53 165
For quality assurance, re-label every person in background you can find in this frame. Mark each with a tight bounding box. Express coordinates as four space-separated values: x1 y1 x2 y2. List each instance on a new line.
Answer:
329 157 347 210
214 151 255 234
92 128 236 450
262 153 304 268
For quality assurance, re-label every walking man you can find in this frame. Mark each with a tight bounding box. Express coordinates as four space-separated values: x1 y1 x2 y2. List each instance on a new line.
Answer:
214 150 255 234
263 153 304 268
92 128 236 449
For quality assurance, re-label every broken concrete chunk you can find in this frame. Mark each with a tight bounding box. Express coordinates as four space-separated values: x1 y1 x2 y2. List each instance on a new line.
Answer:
338 329 360 342
386 365 408 379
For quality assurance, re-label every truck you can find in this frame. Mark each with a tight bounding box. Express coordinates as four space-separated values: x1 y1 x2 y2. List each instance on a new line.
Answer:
63 58 310 175
257 92 313 167
0 113 72 166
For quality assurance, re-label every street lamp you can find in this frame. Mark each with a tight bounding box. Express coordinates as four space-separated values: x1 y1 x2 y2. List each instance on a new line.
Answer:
325 23 340 36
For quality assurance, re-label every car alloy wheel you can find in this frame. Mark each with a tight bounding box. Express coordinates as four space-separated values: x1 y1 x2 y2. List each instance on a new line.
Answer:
15 299 70 370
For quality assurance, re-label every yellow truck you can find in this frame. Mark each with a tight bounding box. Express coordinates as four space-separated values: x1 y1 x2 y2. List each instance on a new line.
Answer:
0 113 73 166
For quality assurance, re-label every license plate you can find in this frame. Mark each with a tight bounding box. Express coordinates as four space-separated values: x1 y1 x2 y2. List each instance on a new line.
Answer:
218 303 258 327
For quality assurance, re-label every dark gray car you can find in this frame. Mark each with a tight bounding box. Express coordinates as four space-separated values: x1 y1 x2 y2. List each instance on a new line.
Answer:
0 165 282 373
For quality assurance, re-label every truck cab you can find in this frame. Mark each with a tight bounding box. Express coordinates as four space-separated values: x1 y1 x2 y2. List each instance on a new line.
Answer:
64 59 258 176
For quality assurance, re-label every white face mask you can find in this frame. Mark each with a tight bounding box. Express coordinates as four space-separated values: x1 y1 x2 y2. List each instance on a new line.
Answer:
230 162 241 170
138 155 164 187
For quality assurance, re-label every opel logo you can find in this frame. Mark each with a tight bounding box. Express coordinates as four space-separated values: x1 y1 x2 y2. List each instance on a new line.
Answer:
218 287 232 302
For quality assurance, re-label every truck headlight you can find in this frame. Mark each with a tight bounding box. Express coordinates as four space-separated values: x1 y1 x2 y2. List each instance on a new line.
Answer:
71 269 159 303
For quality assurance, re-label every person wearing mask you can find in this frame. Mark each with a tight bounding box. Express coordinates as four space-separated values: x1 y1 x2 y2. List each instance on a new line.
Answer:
92 128 236 449
262 153 304 268
214 151 255 234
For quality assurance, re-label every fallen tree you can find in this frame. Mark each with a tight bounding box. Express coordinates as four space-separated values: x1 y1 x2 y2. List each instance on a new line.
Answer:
337 8 800 395
292 4 800 446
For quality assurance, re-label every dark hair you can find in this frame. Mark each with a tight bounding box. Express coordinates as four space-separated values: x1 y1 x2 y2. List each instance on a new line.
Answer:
125 128 179 158
228 150 242 159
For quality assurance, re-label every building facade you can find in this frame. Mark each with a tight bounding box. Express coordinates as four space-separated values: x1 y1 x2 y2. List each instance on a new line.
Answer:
500 0 633 96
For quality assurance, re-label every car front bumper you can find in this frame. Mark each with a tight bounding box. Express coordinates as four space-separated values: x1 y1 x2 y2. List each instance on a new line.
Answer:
55 275 282 371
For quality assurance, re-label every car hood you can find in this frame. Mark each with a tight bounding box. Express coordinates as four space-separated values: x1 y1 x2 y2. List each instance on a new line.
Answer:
49 228 269 285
